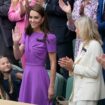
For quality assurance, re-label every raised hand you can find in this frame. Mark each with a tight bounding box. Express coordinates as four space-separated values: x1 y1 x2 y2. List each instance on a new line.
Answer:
12 26 21 46
11 0 19 8
59 0 71 14
36 0 45 6
20 0 27 17
96 54 105 69
25 0 29 10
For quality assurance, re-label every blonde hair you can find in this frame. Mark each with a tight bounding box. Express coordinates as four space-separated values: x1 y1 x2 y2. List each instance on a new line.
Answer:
75 16 102 45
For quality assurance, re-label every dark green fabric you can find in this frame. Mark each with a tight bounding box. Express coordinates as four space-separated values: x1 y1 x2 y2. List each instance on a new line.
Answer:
65 76 73 100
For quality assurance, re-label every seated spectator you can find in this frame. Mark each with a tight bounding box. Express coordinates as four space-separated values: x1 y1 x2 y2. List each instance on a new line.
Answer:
0 55 22 101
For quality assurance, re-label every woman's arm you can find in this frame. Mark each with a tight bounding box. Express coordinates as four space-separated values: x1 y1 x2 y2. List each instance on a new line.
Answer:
13 44 24 60
74 41 103 79
12 27 24 60
48 52 56 100
59 0 75 31
8 1 25 22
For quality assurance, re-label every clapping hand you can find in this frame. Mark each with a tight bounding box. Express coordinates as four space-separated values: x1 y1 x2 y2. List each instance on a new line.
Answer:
59 0 71 14
12 26 21 46
58 56 74 71
36 0 45 6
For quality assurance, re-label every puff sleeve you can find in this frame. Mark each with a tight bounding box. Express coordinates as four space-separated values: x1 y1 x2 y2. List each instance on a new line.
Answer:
46 34 56 53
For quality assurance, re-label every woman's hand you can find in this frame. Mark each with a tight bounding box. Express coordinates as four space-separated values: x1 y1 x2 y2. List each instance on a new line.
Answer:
11 0 19 8
59 0 71 14
48 86 54 100
20 0 27 17
25 0 30 11
12 26 21 46
36 0 45 6
96 54 105 69
58 56 74 71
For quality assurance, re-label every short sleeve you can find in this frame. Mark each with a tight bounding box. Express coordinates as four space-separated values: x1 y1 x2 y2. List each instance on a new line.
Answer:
46 34 56 52
20 33 26 45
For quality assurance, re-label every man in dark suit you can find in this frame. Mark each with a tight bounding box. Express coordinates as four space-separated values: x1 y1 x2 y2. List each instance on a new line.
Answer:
0 0 18 64
97 0 105 80
44 0 75 79
97 0 105 104
97 0 105 53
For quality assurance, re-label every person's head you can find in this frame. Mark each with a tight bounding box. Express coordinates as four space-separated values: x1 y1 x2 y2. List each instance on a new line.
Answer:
0 56 12 74
0 56 13 99
75 16 102 44
26 4 49 36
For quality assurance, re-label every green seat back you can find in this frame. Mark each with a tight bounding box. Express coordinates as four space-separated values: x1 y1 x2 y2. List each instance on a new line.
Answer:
48 71 66 97
65 76 73 100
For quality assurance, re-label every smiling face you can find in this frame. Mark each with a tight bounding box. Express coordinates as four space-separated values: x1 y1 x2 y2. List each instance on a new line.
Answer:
29 10 44 32
0 57 12 73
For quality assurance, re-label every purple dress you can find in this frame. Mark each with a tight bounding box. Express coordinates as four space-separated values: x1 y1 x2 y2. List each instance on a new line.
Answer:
18 32 56 105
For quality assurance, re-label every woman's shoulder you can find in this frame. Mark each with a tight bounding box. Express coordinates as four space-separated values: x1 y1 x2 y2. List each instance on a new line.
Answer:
89 40 100 46
88 40 102 50
47 33 56 41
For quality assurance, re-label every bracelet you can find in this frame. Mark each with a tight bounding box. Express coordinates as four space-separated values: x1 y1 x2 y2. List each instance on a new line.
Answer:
67 13 72 20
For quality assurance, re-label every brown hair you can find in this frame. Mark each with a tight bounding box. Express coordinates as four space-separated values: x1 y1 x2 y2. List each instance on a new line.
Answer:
25 4 49 42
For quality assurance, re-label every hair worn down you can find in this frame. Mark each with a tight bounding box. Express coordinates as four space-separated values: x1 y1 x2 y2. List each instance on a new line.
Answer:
0 55 13 99
25 4 49 42
75 16 103 45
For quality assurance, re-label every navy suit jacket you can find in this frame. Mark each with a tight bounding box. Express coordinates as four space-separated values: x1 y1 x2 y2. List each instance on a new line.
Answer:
97 0 105 52
45 0 75 44
0 0 15 47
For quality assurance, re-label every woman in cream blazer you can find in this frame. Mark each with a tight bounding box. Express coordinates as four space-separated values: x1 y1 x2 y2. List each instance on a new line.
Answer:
58 16 105 105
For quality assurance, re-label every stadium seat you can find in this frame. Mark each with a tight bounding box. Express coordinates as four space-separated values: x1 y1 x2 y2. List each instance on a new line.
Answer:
65 76 73 100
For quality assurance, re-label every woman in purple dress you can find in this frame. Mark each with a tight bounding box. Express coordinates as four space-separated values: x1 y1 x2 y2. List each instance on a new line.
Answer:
12 4 56 105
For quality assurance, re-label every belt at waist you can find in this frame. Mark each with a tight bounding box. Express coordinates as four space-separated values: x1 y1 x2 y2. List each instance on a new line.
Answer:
26 63 45 66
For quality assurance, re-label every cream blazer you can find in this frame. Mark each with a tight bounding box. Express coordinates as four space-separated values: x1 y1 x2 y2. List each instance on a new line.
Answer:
71 40 105 102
